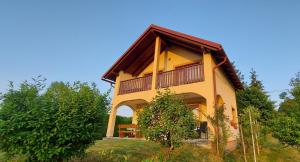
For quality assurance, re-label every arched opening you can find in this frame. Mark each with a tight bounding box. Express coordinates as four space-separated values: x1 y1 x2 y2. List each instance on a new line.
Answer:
216 95 225 108
106 99 148 138
114 105 134 137
177 92 208 139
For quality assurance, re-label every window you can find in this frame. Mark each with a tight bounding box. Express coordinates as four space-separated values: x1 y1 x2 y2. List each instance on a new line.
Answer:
232 107 237 123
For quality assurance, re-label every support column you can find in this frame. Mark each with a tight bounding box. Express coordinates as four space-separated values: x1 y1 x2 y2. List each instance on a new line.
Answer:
151 36 161 90
106 105 117 137
106 74 121 138
203 53 215 111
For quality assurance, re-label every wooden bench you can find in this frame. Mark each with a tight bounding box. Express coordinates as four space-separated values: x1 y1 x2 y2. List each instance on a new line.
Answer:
118 124 141 138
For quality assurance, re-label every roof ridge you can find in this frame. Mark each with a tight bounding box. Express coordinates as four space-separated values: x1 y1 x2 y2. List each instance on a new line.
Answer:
149 24 223 50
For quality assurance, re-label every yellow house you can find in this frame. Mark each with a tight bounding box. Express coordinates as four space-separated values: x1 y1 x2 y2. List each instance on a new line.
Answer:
102 25 243 146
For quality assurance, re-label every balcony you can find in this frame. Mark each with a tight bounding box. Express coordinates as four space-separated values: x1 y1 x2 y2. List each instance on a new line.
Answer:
157 64 204 88
118 63 204 95
119 75 152 95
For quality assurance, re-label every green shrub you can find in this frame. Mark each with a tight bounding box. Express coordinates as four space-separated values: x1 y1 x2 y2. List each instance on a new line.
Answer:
138 90 196 150
0 78 109 161
271 114 300 147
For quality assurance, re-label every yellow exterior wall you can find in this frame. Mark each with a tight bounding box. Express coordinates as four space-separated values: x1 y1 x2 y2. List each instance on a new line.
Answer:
138 46 203 77
213 61 239 140
107 50 214 137
106 37 238 145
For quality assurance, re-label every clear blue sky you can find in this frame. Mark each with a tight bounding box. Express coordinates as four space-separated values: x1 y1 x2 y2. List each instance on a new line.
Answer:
1 0 299 116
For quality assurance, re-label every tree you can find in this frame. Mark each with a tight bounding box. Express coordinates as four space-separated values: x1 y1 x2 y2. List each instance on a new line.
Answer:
138 90 196 150
249 69 264 90
238 107 261 153
271 114 300 147
0 78 109 161
290 71 300 88
231 61 246 87
237 69 275 125
272 72 300 147
278 98 300 123
237 87 275 125
278 71 300 123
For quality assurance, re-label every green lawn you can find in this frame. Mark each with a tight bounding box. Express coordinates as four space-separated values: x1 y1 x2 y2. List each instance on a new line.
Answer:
1 136 300 162
71 139 217 162
227 136 300 162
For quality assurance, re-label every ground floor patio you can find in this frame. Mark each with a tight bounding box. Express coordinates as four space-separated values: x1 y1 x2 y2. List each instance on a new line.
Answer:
106 92 215 139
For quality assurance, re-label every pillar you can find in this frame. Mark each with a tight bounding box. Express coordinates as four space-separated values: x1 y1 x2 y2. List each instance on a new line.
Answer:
106 105 117 137
151 36 161 90
106 74 121 137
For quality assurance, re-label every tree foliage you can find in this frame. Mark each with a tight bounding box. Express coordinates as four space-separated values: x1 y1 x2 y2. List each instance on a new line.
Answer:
237 87 274 125
138 90 196 150
290 71 300 88
278 98 300 123
237 69 275 125
249 69 264 90
232 64 275 124
278 71 300 123
274 72 300 147
239 106 262 148
271 114 300 147
231 61 246 87
0 78 109 161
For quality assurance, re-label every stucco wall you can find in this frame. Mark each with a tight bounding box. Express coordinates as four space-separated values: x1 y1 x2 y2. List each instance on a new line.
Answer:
108 44 238 143
213 60 239 140
138 45 203 77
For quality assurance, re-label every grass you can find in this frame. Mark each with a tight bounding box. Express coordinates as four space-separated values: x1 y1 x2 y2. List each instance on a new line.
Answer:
1 136 300 162
0 152 27 162
226 135 300 162
71 139 217 162
77 139 161 162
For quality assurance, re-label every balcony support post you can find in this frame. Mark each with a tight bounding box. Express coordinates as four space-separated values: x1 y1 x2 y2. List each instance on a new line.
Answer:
106 104 117 137
152 36 161 90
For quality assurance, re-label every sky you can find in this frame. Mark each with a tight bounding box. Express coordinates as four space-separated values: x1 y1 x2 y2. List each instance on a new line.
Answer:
0 0 300 116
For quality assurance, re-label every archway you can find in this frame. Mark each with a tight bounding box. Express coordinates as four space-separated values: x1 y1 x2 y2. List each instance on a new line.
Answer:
106 99 148 138
176 92 209 139
114 105 134 137
216 95 225 108
176 92 207 125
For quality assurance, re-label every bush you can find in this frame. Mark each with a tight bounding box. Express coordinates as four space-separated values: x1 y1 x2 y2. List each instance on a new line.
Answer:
138 90 196 150
0 79 109 161
271 114 300 147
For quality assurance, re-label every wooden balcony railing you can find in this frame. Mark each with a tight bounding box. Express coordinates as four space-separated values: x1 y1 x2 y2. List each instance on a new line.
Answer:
118 63 204 95
119 75 152 95
157 63 204 88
